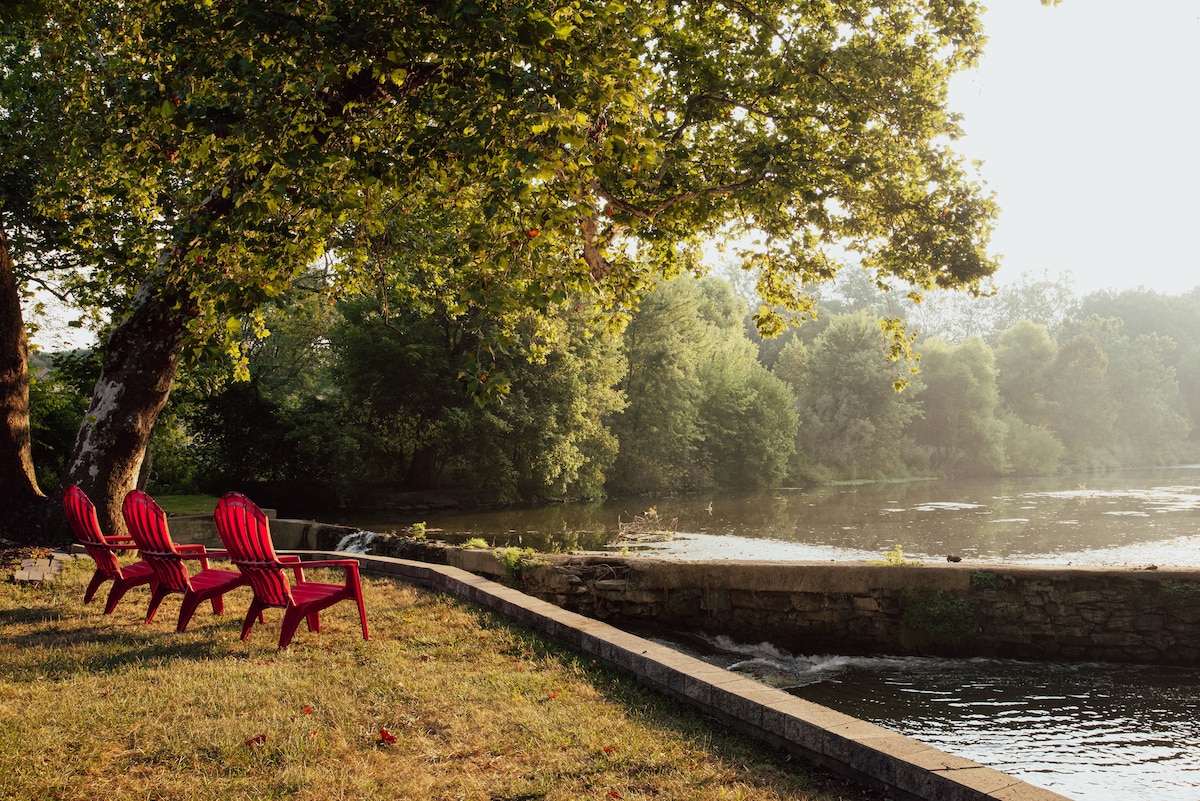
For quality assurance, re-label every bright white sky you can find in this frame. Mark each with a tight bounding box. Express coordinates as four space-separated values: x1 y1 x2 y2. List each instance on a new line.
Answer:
29 2 1200 351
948 0 1200 296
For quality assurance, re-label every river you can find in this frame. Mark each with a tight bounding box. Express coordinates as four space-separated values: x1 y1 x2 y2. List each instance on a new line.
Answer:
330 467 1200 801
339 466 1200 568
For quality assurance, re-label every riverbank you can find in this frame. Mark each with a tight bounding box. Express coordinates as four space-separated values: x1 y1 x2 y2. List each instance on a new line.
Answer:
0 555 881 801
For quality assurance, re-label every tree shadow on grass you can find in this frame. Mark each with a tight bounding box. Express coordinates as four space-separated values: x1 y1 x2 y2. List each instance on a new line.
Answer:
0 608 244 678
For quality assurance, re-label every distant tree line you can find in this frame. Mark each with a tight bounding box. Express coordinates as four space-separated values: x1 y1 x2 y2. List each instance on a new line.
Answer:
28 272 1200 510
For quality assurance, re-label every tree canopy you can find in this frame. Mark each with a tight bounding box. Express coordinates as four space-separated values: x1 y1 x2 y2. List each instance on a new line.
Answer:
38 0 998 340
4 0 999 539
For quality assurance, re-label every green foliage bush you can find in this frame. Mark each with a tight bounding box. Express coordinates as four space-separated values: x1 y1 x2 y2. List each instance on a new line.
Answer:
969 570 1003 591
497 547 545 584
900 590 979 654
870 544 919 566
1161 580 1200 604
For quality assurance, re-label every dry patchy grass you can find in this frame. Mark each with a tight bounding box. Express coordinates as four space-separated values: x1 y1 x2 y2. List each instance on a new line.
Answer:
0 557 876 801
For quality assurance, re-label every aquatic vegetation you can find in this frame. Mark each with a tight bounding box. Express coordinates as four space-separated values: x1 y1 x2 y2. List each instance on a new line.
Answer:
899 589 979 654
870 544 920 566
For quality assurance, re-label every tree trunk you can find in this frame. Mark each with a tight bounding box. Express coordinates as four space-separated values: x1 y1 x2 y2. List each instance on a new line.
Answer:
0 221 46 543
60 285 187 538
404 444 440 491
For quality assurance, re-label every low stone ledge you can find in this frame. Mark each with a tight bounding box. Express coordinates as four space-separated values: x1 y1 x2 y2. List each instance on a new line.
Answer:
301 550 1072 801
363 539 1200 665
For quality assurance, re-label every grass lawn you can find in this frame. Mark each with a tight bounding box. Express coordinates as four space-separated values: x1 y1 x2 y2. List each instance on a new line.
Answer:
0 556 878 801
153 495 222 516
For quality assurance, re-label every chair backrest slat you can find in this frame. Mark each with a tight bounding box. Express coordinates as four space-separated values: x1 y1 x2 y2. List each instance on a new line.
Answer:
63 485 123 579
214 492 293 607
122 489 191 592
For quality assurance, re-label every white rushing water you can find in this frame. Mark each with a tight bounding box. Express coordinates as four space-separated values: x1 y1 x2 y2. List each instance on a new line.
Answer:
636 632 1200 801
328 467 1200 798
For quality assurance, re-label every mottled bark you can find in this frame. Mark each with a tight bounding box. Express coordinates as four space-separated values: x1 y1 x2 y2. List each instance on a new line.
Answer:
0 222 46 543
61 285 187 537
405 444 440 491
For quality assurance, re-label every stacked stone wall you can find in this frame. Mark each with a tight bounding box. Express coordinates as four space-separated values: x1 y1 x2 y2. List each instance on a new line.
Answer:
497 555 1200 665
199 525 1200 666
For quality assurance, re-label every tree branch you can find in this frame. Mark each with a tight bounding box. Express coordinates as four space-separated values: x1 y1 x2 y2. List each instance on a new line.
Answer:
595 170 769 221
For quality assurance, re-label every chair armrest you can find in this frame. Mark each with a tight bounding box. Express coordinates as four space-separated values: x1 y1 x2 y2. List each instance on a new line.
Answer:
198 548 231 559
175 544 233 559
298 559 361 587
172 547 213 570
277 554 305 582
296 559 360 570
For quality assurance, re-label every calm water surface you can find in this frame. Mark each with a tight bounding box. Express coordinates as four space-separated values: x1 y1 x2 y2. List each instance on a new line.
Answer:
340 466 1200 567
333 468 1200 800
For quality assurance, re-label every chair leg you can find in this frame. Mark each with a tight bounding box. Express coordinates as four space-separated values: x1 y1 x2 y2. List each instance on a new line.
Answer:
144 584 172 624
177 592 212 633
241 599 266 641
355 593 370 641
104 578 135 615
306 611 320 633
83 571 107 605
209 594 225 615
278 607 308 649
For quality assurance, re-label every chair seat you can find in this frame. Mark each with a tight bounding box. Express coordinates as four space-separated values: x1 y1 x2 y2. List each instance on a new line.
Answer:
123 560 157 581
189 568 248 594
290 581 348 605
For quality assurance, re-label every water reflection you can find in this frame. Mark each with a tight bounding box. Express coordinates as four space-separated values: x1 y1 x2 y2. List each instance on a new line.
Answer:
336 467 1200 566
799 660 1200 801
328 472 1200 798
639 633 1200 801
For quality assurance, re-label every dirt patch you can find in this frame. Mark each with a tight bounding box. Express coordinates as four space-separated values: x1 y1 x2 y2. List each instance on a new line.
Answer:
0 544 53 572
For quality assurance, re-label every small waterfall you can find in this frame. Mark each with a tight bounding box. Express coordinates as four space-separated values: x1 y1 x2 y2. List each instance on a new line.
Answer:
334 529 377 554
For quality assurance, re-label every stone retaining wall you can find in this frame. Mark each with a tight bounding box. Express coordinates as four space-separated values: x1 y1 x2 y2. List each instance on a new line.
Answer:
169 519 1200 666
411 545 1200 666
348 553 1071 801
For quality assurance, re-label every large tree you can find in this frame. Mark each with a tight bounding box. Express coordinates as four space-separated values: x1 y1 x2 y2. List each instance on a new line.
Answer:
0 8 86 539
1049 332 1118 469
0 224 39 533
4 0 998 541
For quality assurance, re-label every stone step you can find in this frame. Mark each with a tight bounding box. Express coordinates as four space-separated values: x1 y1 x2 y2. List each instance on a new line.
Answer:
10 553 72 584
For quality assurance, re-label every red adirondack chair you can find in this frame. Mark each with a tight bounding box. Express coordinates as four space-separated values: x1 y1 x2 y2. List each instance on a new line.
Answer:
62 484 157 615
213 491 370 648
121 489 253 632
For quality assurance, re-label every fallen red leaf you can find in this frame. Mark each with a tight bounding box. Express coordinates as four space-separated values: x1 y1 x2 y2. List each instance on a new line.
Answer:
608 792 622 799
602 746 615 755
245 733 267 747
301 706 312 715
547 692 559 700
379 727 397 745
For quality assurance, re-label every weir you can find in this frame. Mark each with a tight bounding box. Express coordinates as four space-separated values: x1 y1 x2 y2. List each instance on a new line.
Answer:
171 514 1200 665
166 518 1200 798
310 549 1072 801
370 537 1200 668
